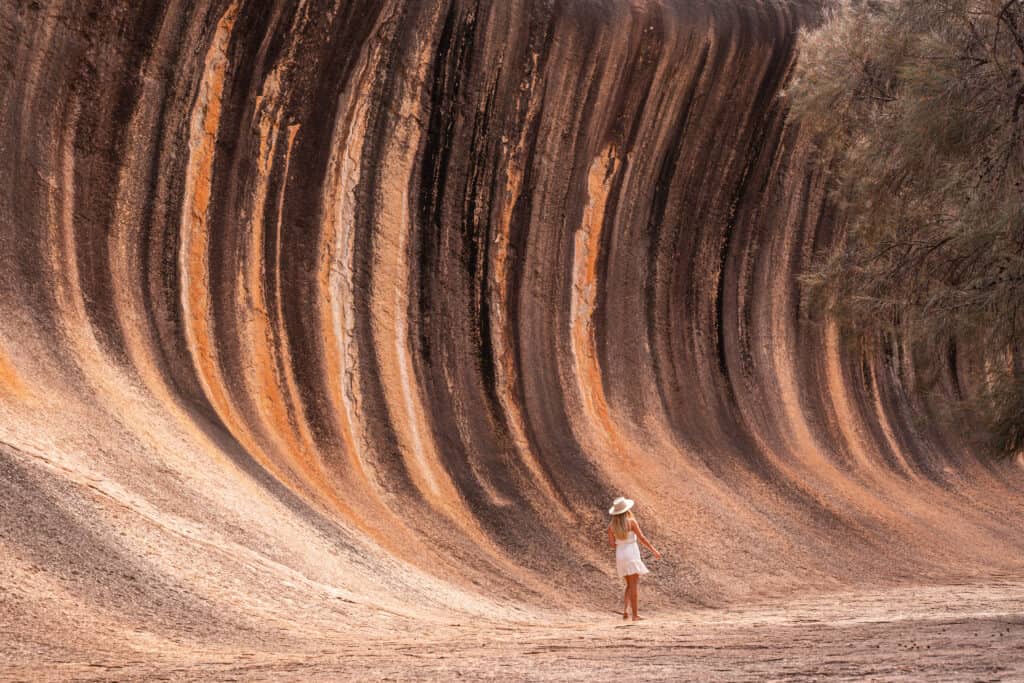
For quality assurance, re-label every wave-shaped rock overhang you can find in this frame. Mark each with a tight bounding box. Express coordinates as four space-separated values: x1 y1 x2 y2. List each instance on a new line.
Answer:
3 0 1024 642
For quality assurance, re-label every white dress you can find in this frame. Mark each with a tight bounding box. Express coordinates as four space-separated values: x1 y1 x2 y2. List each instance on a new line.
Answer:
615 531 649 578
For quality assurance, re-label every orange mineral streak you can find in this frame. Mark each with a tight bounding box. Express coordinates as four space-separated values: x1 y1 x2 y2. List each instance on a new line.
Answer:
242 89 288 450
320 57 376 488
178 3 302 494
313 29 456 561
100 0 259 471
487 52 571 518
316 71 418 554
255 0 333 482
570 146 628 458
368 34 464 514
0 347 26 398
357 12 538 579
239 100 348 510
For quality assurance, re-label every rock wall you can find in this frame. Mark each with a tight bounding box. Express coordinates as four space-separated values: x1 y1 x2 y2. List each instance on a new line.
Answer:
3 0 1024 649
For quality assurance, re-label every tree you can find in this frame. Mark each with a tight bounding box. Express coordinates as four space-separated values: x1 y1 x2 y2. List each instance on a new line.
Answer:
787 0 1024 458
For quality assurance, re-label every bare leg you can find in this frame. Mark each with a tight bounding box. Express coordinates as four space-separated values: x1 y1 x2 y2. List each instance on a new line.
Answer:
627 574 641 620
622 580 629 619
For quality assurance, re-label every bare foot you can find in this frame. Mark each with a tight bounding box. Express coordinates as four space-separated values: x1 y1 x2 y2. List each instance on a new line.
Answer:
632 615 645 621
622 610 629 620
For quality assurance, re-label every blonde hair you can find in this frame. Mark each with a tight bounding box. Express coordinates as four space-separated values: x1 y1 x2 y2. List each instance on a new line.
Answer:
610 510 634 540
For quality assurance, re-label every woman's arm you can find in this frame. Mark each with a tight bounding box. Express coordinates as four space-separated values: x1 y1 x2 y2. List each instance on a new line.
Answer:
606 526 617 548
630 520 662 559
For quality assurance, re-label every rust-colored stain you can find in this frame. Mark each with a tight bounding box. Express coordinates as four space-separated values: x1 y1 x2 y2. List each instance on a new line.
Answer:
0 349 26 397
571 145 627 458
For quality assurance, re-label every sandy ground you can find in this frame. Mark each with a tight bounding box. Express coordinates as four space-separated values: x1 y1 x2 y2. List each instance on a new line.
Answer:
4 579 1023 681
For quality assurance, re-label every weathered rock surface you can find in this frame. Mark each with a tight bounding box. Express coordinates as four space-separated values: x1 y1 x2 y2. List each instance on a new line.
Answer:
2 0 1024 674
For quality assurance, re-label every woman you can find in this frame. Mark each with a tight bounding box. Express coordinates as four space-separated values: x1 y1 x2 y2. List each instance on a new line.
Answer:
607 496 661 621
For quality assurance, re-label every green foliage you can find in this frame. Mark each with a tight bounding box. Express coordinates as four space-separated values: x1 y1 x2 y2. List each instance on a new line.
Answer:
788 0 1024 458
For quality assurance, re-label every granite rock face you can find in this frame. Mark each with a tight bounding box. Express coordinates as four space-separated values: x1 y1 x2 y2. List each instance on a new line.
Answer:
3 0 1024 656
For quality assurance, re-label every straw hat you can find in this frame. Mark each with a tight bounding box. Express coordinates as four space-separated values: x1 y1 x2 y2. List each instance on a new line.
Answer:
608 496 634 515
